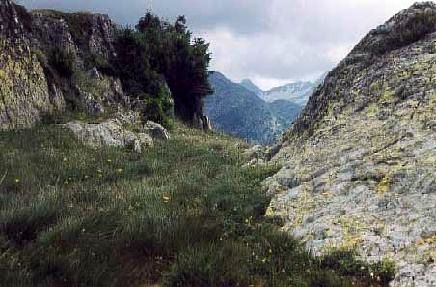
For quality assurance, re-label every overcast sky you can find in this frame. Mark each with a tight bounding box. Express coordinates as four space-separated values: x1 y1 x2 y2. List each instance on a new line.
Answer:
21 0 425 89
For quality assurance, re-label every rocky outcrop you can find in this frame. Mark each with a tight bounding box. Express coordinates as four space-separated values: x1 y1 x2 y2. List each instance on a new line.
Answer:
265 3 436 286
0 0 128 129
65 112 169 153
0 0 62 129
286 2 436 140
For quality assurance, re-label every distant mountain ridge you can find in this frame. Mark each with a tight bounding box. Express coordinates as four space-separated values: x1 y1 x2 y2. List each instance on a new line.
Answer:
239 74 326 106
240 79 264 97
204 72 301 145
263 80 316 106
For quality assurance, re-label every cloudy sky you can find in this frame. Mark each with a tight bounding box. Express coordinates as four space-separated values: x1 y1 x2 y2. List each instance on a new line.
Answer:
21 0 423 89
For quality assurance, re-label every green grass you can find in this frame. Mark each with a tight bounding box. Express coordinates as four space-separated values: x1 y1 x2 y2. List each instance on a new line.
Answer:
0 123 391 286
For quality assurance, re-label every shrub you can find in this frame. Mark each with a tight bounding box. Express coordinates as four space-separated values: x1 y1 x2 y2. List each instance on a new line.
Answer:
114 13 212 125
48 48 75 77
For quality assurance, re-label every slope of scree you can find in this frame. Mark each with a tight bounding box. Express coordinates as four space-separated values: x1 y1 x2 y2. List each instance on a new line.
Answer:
265 2 436 287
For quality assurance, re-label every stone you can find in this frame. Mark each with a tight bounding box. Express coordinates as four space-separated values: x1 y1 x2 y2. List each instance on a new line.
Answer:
65 119 153 153
0 1 132 129
265 3 436 286
64 111 169 153
143 121 170 141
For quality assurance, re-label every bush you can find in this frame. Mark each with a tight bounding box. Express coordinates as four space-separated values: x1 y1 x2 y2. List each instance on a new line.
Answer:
48 48 75 77
114 13 212 125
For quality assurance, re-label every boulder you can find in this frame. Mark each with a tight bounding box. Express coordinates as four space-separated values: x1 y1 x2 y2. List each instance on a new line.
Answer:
143 121 170 140
64 114 170 153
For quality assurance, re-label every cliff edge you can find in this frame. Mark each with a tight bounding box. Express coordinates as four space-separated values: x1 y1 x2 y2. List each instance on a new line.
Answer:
266 2 436 286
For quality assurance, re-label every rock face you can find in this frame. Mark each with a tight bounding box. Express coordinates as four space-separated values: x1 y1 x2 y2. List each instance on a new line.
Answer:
0 0 128 130
0 0 59 129
265 3 436 286
65 112 169 153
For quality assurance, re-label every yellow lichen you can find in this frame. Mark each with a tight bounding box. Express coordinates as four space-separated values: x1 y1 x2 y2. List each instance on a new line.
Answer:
380 87 396 104
376 175 391 193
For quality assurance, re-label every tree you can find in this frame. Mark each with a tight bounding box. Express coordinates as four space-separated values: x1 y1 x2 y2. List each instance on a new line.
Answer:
114 12 212 125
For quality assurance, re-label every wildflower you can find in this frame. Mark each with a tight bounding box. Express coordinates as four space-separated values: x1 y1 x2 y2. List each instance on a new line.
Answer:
269 249 272 254
107 159 112 163
84 175 89 179
117 168 123 173
14 178 20 183
163 196 171 202
63 157 67 162
97 169 102 173
261 258 266 263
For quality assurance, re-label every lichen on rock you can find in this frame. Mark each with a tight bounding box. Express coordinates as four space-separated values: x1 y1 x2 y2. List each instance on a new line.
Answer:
0 0 129 129
64 112 169 153
265 3 436 286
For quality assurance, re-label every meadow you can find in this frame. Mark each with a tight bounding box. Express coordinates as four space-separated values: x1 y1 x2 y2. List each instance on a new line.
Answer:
0 122 392 286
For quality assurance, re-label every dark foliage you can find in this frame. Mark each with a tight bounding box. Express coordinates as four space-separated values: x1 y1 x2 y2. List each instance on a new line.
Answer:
114 13 212 125
48 48 75 78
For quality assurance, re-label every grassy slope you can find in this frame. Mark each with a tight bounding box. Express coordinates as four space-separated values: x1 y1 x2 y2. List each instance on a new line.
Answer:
0 123 389 287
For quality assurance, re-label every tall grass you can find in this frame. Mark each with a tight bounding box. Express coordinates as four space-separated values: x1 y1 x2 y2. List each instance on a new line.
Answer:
0 123 392 286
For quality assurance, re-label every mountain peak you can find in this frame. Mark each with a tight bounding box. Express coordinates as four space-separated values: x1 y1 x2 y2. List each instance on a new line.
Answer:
286 1 436 139
350 1 436 57
239 78 264 96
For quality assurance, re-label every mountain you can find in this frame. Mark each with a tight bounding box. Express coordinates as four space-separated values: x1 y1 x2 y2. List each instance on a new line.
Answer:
239 78 264 97
241 75 327 106
265 3 436 286
205 72 301 145
262 73 327 106
263 80 316 105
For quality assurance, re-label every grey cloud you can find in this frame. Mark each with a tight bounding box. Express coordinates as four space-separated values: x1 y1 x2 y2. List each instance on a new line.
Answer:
19 0 423 88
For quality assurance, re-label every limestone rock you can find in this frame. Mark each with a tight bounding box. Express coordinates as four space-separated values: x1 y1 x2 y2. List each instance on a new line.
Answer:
0 0 63 129
65 119 152 153
143 121 170 141
64 113 170 153
266 3 436 286
0 0 130 129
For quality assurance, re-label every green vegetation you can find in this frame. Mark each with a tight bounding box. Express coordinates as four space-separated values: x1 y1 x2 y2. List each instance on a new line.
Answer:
114 13 212 125
0 122 392 286
48 48 75 78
